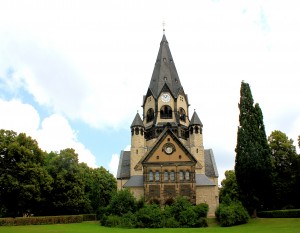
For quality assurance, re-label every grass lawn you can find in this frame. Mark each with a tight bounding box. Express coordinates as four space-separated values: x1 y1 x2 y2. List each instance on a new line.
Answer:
0 218 299 233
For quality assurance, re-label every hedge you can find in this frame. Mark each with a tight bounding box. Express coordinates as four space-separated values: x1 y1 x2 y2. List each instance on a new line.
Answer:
0 215 83 226
258 209 300 218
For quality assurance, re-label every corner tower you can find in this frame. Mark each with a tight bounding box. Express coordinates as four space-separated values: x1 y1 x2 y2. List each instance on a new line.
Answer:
117 33 219 216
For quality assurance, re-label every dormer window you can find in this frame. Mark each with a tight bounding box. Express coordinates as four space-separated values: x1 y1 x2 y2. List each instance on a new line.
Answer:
160 105 172 119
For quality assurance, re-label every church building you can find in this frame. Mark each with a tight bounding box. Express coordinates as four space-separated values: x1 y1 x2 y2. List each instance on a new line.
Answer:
117 33 219 216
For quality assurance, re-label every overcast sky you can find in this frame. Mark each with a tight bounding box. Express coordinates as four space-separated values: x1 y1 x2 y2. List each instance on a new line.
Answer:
0 0 299 183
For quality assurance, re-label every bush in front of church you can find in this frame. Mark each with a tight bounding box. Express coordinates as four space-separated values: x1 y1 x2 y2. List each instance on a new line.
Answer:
215 198 249 227
100 190 209 228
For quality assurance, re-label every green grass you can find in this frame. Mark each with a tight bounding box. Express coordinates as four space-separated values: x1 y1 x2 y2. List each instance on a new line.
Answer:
0 218 299 233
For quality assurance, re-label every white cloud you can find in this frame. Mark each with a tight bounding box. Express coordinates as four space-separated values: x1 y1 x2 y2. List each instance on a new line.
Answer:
1 0 300 183
0 98 97 168
109 154 120 177
0 98 40 135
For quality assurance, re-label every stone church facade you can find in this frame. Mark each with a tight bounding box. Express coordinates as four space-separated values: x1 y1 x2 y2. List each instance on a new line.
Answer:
117 33 219 216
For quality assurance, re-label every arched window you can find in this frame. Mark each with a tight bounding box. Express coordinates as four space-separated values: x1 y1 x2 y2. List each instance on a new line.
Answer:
146 108 154 122
149 171 153 181
179 108 186 122
164 171 169 181
160 105 172 119
185 171 190 180
170 171 175 181
135 128 139 135
195 126 199 134
190 127 193 134
179 171 184 181
155 171 160 181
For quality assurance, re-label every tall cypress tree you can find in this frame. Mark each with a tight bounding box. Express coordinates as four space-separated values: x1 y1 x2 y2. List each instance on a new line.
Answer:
235 81 272 216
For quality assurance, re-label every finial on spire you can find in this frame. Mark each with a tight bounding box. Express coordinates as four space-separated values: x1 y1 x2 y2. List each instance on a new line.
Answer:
163 21 166 34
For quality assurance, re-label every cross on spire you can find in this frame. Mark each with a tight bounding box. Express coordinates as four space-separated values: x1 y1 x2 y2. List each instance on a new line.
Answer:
163 21 166 34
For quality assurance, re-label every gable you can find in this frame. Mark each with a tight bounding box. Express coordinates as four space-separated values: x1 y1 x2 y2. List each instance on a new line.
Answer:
142 128 197 165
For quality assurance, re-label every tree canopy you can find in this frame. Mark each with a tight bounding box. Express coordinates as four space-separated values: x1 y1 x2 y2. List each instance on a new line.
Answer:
0 129 116 217
268 130 300 209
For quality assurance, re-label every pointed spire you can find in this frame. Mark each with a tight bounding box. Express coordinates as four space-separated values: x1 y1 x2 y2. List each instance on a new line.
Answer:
190 111 203 127
147 34 183 99
131 112 144 128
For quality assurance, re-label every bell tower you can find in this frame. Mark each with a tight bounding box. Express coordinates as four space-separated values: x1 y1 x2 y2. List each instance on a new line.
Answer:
117 33 219 216
142 34 190 147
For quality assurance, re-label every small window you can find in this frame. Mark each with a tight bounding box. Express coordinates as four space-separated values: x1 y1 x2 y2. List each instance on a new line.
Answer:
179 155 182 159
156 155 159 159
179 171 184 181
163 58 167 62
149 171 153 181
164 76 167 81
135 128 139 135
136 149 138 154
164 171 169 181
185 171 190 181
195 126 199 134
155 171 160 181
170 171 175 181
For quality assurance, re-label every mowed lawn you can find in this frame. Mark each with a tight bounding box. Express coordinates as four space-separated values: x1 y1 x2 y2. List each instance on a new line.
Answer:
0 218 299 233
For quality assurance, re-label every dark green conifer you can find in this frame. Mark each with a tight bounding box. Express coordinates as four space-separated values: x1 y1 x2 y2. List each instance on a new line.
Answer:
235 81 272 216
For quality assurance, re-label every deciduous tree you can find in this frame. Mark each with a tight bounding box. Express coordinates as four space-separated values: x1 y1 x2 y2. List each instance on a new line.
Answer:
0 130 52 217
268 130 300 209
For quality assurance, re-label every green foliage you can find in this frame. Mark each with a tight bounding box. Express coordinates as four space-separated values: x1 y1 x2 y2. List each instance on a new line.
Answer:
235 81 272 214
107 189 136 216
268 130 300 209
0 215 83 226
194 203 209 218
80 164 117 213
258 209 300 218
219 170 240 203
45 149 91 215
0 130 53 217
216 200 250 227
136 204 163 228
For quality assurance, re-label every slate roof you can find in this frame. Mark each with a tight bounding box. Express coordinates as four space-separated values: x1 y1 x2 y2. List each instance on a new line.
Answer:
124 175 144 187
131 112 144 128
205 149 219 177
195 174 215 186
148 34 184 99
116 150 130 179
190 111 203 127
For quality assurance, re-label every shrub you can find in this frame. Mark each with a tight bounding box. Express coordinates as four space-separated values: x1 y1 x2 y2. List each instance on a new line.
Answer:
136 204 163 228
216 201 249 227
119 211 137 228
0 215 83 226
107 189 136 216
163 216 180 228
179 206 198 227
258 209 300 218
82 214 96 221
104 215 122 227
194 203 209 218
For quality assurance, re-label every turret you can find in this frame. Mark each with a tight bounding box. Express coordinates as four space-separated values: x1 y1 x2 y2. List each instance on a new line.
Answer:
130 112 145 176
189 111 205 174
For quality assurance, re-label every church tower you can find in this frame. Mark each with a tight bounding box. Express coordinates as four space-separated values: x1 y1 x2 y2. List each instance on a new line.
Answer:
117 33 219 216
